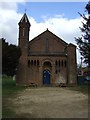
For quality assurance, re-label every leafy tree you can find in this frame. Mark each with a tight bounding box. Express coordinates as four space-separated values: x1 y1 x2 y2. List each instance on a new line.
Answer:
2 38 21 76
75 1 90 67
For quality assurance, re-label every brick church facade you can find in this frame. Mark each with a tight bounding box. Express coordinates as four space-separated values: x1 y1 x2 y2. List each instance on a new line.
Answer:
16 13 77 86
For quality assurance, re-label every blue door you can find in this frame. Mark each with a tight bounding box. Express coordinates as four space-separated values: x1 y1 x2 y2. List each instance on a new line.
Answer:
43 70 50 85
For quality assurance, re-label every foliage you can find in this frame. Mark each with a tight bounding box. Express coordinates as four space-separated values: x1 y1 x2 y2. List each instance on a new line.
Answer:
2 38 21 76
75 1 90 66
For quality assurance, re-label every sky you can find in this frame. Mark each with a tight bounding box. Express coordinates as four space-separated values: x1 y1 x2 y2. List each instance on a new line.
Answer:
18 2 87 21
0 1 88 65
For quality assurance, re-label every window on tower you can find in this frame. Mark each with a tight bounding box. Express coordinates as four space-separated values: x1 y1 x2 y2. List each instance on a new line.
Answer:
23 28 25 36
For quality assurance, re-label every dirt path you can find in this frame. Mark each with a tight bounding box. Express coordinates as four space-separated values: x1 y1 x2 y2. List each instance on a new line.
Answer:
8 87 88 118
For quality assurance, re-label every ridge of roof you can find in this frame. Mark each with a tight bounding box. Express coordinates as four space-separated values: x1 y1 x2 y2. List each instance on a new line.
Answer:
47 29 68 46
68 43 76 47
29 29 68 46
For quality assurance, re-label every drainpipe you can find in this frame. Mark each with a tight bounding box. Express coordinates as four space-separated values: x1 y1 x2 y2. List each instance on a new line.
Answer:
66 55 68 85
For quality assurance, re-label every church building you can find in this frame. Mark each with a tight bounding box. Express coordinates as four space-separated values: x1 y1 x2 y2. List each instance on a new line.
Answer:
16 13 77 86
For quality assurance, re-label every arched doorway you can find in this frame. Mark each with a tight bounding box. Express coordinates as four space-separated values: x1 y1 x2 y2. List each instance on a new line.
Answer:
43 61 52 85
43 70 50 85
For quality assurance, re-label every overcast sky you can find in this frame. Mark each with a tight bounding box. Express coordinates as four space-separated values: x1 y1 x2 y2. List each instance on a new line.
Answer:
0 1 88 65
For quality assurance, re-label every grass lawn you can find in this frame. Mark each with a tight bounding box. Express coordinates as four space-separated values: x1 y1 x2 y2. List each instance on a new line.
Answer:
2 76 26 95
2 76 27 118
66 84 89 95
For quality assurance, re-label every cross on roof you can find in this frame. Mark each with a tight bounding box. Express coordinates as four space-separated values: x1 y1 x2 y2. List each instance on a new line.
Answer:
25 9 27 13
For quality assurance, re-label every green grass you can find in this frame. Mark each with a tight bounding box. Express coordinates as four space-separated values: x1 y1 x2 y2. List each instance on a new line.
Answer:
66 85 89 95
2 76 26 95
2 76 27 118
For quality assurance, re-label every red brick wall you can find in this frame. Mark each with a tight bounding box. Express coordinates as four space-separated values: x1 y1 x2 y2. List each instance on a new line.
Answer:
67 44 77 84
29 30 66 53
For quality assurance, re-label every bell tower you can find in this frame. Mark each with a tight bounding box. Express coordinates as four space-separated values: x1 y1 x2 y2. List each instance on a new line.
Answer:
16 13 31 85
18 13 31 56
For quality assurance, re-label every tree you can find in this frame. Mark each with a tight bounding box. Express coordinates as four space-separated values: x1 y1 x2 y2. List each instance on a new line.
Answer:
2 38 21 76
75 1 90 67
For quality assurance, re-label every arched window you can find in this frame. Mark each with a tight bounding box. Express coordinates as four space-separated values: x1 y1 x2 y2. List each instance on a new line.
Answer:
23 28 25 36
46 38 49 52
65 60 67 67
28 60 30 67
55 60 57 66
31 60 33 66
59 60 60 67
55 70 57 74
62 60 63 67
37 60 39 66
34 60 36 66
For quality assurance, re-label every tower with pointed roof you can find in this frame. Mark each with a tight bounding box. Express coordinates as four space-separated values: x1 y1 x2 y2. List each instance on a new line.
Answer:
18 13 30 52
16 13 31 84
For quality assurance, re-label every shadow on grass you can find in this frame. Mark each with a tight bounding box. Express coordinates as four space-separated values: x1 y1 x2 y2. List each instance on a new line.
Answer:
2 76 27 118
2 76 27 95
65 84 89 95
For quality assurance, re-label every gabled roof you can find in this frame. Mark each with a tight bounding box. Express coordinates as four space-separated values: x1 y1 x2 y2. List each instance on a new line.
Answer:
19 13 31 25
68 43 76 47
29 29 68 47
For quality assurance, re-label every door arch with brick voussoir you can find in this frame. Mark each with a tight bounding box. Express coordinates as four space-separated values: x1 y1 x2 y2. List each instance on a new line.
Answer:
43 61 52 85
43 70 51 85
